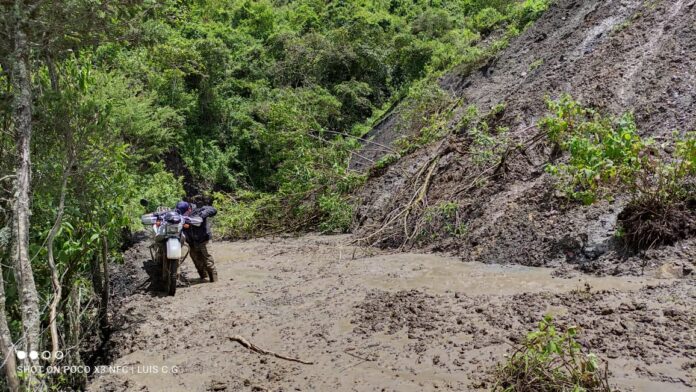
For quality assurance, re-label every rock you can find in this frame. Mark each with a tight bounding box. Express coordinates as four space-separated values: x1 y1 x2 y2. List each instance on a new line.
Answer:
657 262 686 278
209 381 227 391
620 320 637 331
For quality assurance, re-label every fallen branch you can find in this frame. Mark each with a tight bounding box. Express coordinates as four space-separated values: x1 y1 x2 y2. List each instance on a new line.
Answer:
228 335 314 365
343 348 376 362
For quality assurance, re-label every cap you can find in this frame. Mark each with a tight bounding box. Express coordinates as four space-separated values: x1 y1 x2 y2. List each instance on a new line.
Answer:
175 201 190 214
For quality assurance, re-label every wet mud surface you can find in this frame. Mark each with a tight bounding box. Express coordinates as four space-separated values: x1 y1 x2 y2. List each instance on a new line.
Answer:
89 235 694 391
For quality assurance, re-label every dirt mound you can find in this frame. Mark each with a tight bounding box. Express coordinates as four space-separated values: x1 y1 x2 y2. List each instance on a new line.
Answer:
351 281 696 389
354 0 696 273
353 289 452 336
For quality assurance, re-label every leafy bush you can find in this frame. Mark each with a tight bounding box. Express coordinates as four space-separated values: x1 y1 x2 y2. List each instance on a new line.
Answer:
318 194 353 233
509 0 553 29
469 115 510 169
212 191 280 239
473 7 507 34
394 80 455 154
455 103 510 173
182 139 239 191
411 9 454 39
618 131 696 249
418 201 467 243
369 153 401 178
493 316 611 392
542 96 696 249
541 95 646 204
130 166 186 219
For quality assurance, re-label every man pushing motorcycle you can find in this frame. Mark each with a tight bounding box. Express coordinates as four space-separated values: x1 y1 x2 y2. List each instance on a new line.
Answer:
175 200 218 282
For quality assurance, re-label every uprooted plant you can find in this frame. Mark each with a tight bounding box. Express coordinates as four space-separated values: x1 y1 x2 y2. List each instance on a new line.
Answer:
413 201 468 245
541 95 696 250
357 102 541 249
493 315 612 392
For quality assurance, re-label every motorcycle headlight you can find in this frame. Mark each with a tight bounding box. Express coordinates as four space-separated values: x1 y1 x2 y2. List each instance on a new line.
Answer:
141 214 157 225
165 224 180 234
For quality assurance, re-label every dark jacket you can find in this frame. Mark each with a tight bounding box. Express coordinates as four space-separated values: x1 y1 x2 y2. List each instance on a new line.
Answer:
184 206 217 245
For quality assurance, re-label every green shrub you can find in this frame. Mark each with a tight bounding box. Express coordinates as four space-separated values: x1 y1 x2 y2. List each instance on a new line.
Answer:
541 95 647 204
212 191 280 239
418 201 467 243
394 80 455 154
530 58 544 71
456 103 510 172
411 9 454 39
369 153 401 177
509 0 553 29
318 193 353 233
493 316 611 392
542 96 696 249
473 7 507 34
470 122 510 168
182 139 239 192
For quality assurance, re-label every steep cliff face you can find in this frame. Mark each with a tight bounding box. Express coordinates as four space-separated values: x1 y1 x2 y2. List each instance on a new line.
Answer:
355 0 696 273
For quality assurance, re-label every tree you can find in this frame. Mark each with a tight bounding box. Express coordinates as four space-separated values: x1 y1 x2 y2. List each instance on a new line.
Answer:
4 4 42 389
0 1 142 388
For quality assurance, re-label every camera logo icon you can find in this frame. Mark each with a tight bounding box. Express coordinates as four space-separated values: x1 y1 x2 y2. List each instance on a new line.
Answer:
16 350 63 360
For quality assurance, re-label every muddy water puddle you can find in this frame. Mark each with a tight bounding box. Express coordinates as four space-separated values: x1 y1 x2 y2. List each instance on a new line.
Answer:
361 253 662 295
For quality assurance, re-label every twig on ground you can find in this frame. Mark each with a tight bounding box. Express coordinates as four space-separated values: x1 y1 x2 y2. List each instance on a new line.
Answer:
227 335 315 365
343 349 376 362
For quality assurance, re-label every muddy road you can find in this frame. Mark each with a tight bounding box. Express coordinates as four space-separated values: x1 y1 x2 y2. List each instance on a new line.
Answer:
88 235 695 391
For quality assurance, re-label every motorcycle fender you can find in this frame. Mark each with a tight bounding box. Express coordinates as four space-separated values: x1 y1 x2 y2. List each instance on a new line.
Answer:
166 238 182 259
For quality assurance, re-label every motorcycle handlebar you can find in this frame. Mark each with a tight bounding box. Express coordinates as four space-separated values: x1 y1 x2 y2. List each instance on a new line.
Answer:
141 212 203 226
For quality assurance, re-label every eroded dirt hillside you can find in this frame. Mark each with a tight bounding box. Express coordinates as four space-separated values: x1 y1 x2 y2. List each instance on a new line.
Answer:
354 0 696 273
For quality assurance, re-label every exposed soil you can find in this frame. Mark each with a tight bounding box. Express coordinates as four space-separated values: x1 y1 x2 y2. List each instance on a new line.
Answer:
353 0 696 273
88 235 695 391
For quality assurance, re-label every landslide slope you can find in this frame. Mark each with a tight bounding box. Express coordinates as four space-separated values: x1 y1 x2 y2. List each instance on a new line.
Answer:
355 0 696 273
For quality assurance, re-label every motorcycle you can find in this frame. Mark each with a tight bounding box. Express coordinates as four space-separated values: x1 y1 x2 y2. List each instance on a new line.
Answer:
139 199 202 296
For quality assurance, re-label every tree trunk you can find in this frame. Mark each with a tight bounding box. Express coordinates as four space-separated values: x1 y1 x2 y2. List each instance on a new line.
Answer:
90 255 103 302
46 167 69 364
0 238 20 391
10 11 41 381
45 54 59 92
63 286 86 388
99 236 110 333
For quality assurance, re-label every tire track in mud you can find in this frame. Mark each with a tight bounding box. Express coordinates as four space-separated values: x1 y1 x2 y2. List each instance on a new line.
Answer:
89 236 694 391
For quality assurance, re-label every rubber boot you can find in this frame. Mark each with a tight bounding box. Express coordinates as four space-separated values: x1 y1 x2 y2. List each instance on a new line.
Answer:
207 268 218 283
197 269 207 281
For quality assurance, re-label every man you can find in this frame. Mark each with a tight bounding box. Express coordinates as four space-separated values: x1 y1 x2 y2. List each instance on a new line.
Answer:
176 201 218 282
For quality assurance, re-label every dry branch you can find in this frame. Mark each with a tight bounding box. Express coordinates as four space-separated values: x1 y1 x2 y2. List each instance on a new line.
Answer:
228 335 315 365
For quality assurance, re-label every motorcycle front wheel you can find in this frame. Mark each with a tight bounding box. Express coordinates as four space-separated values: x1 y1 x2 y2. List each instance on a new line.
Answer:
161 251 178 296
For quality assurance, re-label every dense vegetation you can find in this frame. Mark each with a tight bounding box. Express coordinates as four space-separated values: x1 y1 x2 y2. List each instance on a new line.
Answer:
0 0 552 389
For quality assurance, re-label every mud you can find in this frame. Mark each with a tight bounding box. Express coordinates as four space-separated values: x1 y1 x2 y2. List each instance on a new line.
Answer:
88 236 694 391
354 0 696 273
